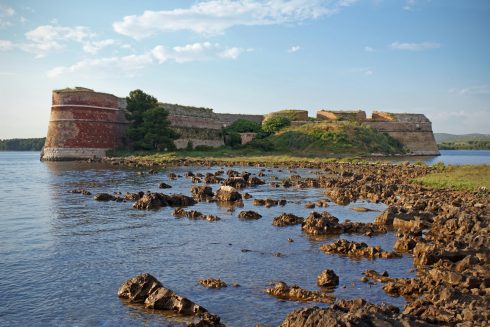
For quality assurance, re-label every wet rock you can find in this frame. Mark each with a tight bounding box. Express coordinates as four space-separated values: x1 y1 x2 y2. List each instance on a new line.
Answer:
204 174 221 184
272 213 304 227
167 194 196 207
133 192 195 209
215 186 242 202
265 281 335 303
168 173 177 180
238 210 262 220
253 198 286 207
304 202 315 209
159 182 172 189
351 207 377 212
393 233 419 252
222 177 247 189
315 199 330 208
248 176 265 186
243 192 253 199
198 278 227 289
118 273 223 325
301 212 341 236
191 185 214 201
317 269 339 288
125 191 143 201
94 193 115 201
68 189 91 195
320 239 401 259
279 298 431 327
173 208 220 222
117 273 162 303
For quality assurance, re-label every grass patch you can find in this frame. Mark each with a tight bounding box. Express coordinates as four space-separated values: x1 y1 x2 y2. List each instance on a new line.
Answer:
412 165 490 192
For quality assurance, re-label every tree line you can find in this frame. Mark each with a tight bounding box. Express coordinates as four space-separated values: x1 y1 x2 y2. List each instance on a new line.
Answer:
0 138 45 151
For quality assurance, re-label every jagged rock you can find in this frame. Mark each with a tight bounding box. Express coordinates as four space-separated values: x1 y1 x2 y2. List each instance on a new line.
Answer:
94 193 115 201
191 185 214 200
68 189 91 195
304 202 315 209
198 278 227 288
124 191 143 201
168 194 196 207
215 186 242 202
248 176 265 186
272 213 304 227
315 199 330 208
320 239 401 259
279 298 432 327
222 177 247 189
351 207 377 212
252 198 286 207
238 210 262 220
145 287 207 315
204 174 221 184
301 212 341 236
159 182 172 189
265 281 335 303
394 233 419 252
317 269 339 288
173 208 220 222
188 312 225 327
133 192 195 209
243 192 253 199
117 273 162 303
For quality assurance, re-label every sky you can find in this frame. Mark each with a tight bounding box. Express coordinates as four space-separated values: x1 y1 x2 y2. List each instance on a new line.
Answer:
0 0 489 138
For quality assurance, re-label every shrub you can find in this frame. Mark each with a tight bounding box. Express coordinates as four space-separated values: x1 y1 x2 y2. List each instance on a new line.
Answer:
225 119 262 133
262 116 291 134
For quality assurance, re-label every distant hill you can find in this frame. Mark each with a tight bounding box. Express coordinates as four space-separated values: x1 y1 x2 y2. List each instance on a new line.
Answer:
434 133 490 143
0 138 45 151
434 133 490 150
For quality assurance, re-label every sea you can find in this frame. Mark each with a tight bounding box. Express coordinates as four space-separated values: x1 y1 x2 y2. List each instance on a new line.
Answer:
0 150 488 326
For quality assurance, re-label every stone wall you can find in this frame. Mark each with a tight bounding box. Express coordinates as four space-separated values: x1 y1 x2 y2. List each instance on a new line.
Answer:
317 110 366 121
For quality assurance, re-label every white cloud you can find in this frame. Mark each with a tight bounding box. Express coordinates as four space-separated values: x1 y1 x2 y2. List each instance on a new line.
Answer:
452 85 490 97
47 53 153 78
82 39 116 54
113 0 357 39
350 67 373 76
364 46 374 52
288 45 301 53
403 0 416 11
0 4 15 28
0 39 13 50
47 41 249 78
389 41 441 51
152 42 249 63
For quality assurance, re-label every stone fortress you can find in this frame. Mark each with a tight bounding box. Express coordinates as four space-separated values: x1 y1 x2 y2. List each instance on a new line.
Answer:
40 88 439 160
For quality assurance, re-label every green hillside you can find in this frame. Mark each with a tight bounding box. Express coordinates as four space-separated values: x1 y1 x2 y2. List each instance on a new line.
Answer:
434 133 490 150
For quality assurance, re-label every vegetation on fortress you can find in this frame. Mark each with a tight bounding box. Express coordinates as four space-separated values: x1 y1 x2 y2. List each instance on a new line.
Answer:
125 90 179 151
0 138 45 151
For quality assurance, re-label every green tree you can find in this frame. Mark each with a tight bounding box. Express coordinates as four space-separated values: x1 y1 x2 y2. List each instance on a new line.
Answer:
262 116 291 134
125 90 179 150
225 119 262 133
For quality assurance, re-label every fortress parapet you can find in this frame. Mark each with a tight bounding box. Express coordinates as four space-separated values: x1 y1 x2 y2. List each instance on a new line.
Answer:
41 88 128 160
317 110 366 121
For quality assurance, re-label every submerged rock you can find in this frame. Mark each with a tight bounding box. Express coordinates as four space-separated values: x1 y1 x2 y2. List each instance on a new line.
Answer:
191 185 214 201
320 239 401 259
133 192 196 210
272 213 304 227
301 212 341 236
93 193 115 201
198 278 228 289
173 208 220 222
238 210 262 220
68 189 91 195
265 281 335 303
159 182 172 189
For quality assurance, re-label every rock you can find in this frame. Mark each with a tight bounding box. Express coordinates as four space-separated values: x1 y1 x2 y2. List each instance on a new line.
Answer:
133 192 167 209
351 207 376 212
215 186 242 202
317 269 339 288
304 202 316 209
188 312 225 327
243 192 253 199
272 213 304 227
159 182 172 189
68 189 91 195
248 176 265 186
125 192 143 201
265 281 335 303
301 212 341 236
94 193 115 201
222 177 247 189
145 287 207 315
315 200 329 208
238 210 262 220
173 208 221 222
394 233 418 252
191 185 214 200
117 273 163 303
198 278 227 289
320 239 401 259
167 194 196 207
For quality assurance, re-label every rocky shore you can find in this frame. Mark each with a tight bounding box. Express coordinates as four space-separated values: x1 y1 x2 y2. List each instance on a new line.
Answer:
102 156 489 326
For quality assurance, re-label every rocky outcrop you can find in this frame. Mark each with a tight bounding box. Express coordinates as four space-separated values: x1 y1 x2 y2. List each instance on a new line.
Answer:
214 186 242 202
317 269 339 288
93 193 115 201
253 198 287 207
301 212 386 236
198 278 227 288
320 240 401 259
265 281 335 303
272 213 304 227
133 192 196 210
173 208 220 222
238 211 262 220
191 185 214 201
118 273 224 326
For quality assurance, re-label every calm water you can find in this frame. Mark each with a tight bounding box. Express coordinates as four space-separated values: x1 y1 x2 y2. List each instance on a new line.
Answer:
0 150 488 326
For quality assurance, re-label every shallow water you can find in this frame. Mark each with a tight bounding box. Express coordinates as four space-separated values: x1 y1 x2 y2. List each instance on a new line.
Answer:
0 152 427 326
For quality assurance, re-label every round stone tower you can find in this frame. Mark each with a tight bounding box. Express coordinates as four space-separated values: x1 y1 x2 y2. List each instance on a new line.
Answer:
41 87 128 160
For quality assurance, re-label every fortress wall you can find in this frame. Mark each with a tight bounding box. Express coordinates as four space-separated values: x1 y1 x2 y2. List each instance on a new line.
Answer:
174 138 224 149
168 115 223 130
363 121 434 133
382 131 440 155
41 89 128 160
317 110 366 121
216 113 264 125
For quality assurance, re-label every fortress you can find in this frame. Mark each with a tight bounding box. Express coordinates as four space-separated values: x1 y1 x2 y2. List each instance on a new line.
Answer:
40 88 439 160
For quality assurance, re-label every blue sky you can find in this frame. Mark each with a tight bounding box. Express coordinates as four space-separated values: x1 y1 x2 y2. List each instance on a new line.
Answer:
0 0 489 138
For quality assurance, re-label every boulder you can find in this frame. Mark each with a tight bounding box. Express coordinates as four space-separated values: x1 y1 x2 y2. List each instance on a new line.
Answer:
238 210 262 220
265 281 335 303
94 193 115 201
272 213 304 227
301 212 341 236
320 239 401 259
191 185 214 200
159 182 172 189
117 273 162 303
317 269 339 288
198 278 228 289
215 186 242 202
